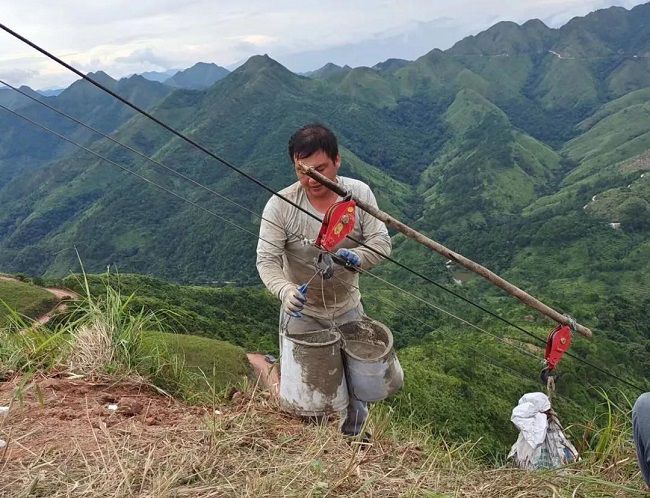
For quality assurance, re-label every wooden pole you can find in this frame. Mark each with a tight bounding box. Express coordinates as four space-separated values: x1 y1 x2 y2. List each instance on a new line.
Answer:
299 165 593 339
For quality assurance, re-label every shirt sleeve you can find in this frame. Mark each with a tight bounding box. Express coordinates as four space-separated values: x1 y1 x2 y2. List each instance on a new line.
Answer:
256 196 294 300
354 185 392 270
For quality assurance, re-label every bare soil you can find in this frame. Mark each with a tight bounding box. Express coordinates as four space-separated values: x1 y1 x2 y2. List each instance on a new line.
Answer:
0 373 204 464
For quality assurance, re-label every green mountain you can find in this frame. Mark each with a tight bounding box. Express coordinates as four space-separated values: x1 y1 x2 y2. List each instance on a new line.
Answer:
164 62 230 90
303 62 352 79
139 68 179 83
416 88 562 235
0 72 172 186
1 5 649 286
0 85 43 110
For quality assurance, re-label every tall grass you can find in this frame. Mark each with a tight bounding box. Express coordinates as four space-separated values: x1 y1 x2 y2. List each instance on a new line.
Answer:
63 271 166 375
0 301 67 377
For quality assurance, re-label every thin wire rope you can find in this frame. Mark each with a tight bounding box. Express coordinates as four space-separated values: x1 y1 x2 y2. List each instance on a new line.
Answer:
0 78 546 366
0 79 313 246
0 79 531 354
0 103 316 276
2 101 646 394
333 267 542 362
0 100 544 367
0 101 353 344
352 274 590 410
466 347 587 413
371 291 541 361
367 291 587 411
334 273 585 411
0 23 574 351
320 247 648 393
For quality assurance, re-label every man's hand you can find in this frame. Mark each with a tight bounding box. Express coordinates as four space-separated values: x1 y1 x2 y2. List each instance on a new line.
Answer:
282 284 308 317
336 248 361 267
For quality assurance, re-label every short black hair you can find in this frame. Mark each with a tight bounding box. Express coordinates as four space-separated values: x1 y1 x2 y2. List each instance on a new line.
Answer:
288 123 338 163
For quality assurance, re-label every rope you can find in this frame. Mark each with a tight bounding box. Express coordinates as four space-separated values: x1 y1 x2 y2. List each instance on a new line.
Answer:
0 100 542 367
0 78 550 361
0 79 312 246
0 103 317 277
0 80 545 364
321 248 647 393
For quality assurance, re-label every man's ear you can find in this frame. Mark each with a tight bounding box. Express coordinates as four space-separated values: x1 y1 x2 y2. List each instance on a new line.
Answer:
334 154 341 170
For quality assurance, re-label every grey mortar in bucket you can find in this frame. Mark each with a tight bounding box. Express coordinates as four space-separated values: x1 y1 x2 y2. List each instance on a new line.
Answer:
338 319 391 361
337 318 404 402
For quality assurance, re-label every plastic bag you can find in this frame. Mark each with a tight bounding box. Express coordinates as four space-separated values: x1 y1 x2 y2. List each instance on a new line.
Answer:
508 392 579 469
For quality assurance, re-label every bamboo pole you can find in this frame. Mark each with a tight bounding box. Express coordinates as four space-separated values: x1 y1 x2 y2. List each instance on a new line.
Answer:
299 165 593 339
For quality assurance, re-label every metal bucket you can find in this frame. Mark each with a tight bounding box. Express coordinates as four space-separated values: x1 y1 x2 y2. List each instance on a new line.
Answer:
338 318 404 402
279 328 349 416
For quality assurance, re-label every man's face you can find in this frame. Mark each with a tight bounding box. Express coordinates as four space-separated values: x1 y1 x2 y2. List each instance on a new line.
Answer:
294 150 340 199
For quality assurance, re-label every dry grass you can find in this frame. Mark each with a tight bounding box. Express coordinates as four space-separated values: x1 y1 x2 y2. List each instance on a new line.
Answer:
0 376 646 498
67 322 114 373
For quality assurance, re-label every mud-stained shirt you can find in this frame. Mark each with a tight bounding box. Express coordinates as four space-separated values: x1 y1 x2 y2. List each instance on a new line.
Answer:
256 176 391 319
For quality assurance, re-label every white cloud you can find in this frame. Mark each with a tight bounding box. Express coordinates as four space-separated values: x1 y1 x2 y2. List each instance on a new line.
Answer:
114 48 171 67
0 0 644 88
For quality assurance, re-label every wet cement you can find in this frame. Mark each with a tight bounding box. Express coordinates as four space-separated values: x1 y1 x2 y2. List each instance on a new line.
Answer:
343 340 387 360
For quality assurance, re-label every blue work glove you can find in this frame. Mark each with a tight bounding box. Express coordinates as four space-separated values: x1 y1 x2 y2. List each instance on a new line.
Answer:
336 248 361 267
282 283 308 317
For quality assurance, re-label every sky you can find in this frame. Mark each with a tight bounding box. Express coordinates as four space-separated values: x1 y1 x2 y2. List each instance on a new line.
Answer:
0 0 644 90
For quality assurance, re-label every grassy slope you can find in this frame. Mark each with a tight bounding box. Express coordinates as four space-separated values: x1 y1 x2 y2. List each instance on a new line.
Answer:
416 88 561 235
0 277 58 326
60 273 280 353
143 331 250 392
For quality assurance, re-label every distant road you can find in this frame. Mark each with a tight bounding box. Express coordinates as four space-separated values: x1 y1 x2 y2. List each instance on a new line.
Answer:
0 275 79 325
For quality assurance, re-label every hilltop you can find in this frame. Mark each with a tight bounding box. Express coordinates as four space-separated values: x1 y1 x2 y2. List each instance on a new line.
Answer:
0 373 643 497
0 274 645 496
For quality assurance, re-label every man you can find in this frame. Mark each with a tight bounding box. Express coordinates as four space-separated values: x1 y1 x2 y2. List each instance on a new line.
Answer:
634 393 650 488
256 123 391 437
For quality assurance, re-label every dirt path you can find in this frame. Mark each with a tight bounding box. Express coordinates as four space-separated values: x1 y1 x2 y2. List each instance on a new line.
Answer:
2 274 274 390
0 274 79 325
35 287 80 325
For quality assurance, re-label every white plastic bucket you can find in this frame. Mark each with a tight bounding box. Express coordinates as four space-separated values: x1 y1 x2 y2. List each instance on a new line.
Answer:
279 328 349 416
338 318 404 402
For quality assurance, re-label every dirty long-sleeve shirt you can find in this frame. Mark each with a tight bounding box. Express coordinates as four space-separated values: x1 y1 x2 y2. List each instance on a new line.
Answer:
256 176 392 319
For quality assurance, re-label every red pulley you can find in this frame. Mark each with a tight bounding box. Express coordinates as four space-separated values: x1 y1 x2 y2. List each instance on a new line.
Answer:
544 324 572 371
315 199 357 252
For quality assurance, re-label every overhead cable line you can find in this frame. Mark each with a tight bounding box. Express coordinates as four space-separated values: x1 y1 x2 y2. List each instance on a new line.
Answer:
1 23 645 391
2 100 532 364
0 83 553 372
0 79 309 241
0 98 527 358
2 102 646 394
0 101 546 365
2 78 554 372
0 103 287 259
323 246 647 393
0 80 549 368
0 22 562 349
